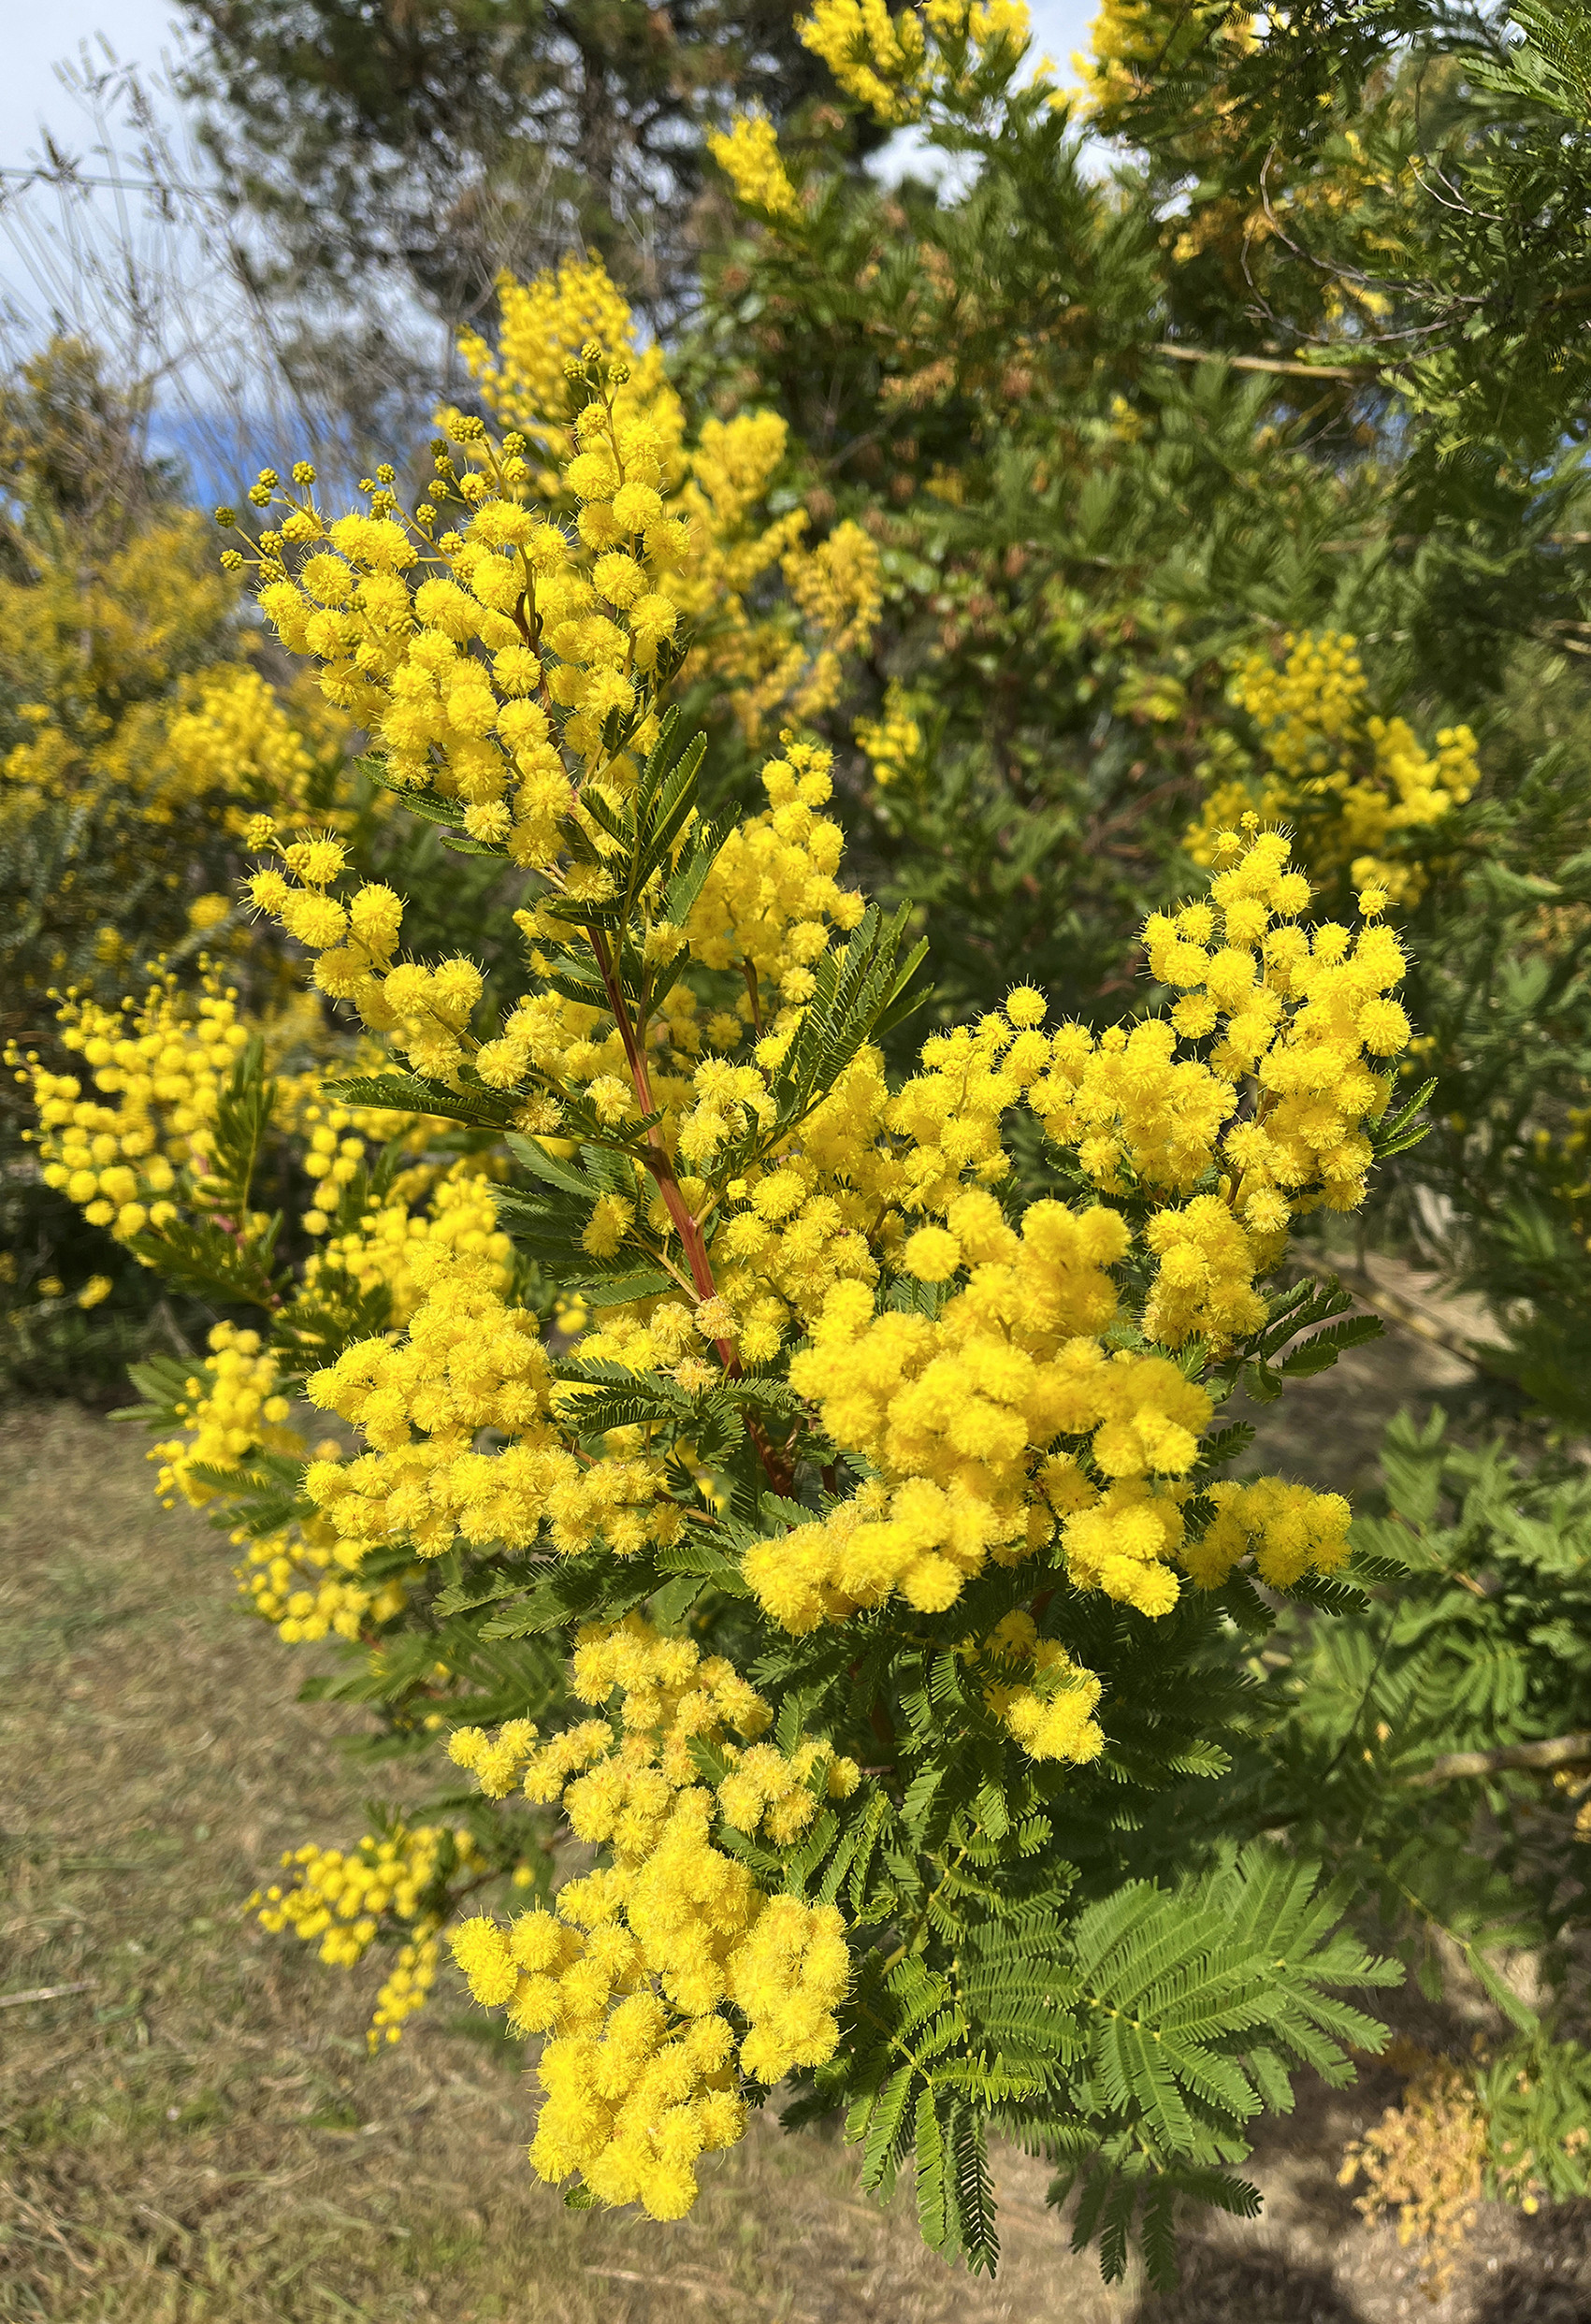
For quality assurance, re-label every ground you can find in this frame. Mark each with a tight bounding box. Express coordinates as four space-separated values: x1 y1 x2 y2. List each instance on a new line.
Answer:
3 1334 1588 2323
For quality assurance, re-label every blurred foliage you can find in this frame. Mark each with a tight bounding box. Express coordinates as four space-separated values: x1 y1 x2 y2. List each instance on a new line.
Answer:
0 339 350 1393
1080 0 1591 468
1265 1407 1591 2270
678 1 1591 1413
174 0 866 441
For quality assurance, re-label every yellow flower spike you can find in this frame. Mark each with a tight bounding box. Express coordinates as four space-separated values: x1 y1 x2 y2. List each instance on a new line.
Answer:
440 1631 865 2215
705 108 799 214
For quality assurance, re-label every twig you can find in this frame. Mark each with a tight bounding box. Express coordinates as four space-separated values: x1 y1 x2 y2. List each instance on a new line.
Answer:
0 1979 95 2007
0 2183 96 2274
1290 1249 1497 1369
1152 342 1367 383
583 2267 815 2317
1405 1733 1591 1788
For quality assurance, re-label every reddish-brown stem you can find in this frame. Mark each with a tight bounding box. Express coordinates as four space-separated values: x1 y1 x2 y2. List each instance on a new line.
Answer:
586 927 795 1496
588 929 717 1303
742 1415 796 1499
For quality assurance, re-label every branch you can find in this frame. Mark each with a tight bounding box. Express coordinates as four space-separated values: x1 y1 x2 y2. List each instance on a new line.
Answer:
1152 342 1368 383
1405 1733 1591 1787
1290 1249 1503 1371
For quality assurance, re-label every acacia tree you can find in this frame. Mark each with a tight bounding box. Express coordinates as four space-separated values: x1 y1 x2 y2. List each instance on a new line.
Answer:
16 312 1449 2282
1081 0 1591 469
14 1 1591 2288
686 2 1591 1027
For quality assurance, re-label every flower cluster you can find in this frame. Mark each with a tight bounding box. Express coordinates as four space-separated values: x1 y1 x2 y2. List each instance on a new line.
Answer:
797 0 1032 125
248 420 687 853
255 734 887 1400
20 975 251 1241
775 522 885 725
1139 825 1410 1225
455 254 684 491
1076 0 1252 124
16 959 484 1305
0 488 337 850
289 814 1405 1663
976 1609 1106 1763
294 1094 370 1233
239 258 877 798
707 113 803 219
369 1934 441 2049
461 257 883 741
854 682 925 787
151 1320 304 1508
253 1822 483 2047
89 1086 526 1645
303 1242 576 1559
1185 1476 1352 1591
463 271 883 739
446 1620 853 2216
757 1233 1212 1631
467 283 883 738
253 1825 446 1961
312 1151 510 1293
722 826 1405 1638
155 665 334 832
235 1436 412 1645
1190 631 1479 906
687 739 868 994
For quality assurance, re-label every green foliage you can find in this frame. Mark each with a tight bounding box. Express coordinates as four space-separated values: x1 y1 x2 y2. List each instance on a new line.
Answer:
1281 1408 1591 1809
175 0 850 440
1087 0 1591 467
837 1847 1395 2288
1251 1408 1591 2146
689 19 1591 1053
1475 2032 1591 2207
1374 688 1591 1426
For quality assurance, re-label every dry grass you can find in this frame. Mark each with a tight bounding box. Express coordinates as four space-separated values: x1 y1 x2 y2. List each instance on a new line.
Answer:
3 1395 1588 2324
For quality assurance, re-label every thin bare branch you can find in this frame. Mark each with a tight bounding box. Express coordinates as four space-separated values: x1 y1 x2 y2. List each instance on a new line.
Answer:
1405 1734 1591 1787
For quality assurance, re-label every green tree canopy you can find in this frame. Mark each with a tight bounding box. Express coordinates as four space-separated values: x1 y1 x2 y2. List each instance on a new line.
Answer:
178 0 845 350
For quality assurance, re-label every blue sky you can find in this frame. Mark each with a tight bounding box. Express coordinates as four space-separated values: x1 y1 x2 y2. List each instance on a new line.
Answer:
3 1 188 173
